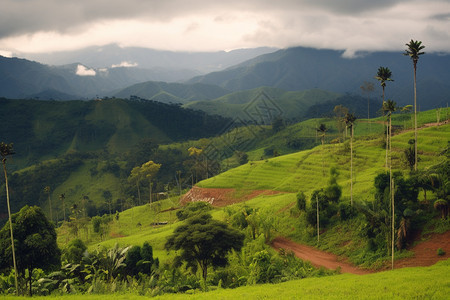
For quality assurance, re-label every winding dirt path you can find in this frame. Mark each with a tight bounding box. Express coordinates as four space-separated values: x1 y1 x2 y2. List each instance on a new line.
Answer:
271 230 450 275
271 237 371 275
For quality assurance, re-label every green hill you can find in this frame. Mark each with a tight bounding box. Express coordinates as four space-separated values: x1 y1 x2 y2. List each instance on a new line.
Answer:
183 87 341 121
113 81 231 104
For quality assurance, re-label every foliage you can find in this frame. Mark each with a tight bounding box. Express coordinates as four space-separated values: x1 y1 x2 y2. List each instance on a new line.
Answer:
176 201 212 221
63 239 87 264
165 213 245 281
0 206 61 295
296 192 306 211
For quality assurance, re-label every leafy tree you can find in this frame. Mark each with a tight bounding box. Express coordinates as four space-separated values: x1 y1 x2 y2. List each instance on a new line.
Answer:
63 238 87 264
0 142 18 293
165 213 244 283
139 161 161 206
404 39 425 171
0 205 61 295
102 190 112 215
128 166 143 205
176 201 212 221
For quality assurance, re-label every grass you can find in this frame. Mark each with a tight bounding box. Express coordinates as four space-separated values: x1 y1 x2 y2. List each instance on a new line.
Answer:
4 259 449 299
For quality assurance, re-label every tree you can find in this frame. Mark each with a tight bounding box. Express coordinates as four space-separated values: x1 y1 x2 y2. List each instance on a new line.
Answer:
165 213 244 284
343 113 357 205
44 186 52 222
0 205 61 295
63 238 87 264
383 99 397 269
128 166 143 205
102 190 113 215
316 124 327 176
0 142 18 293
360 81 375 132
139 160 161 206
404 39 425 171
375 66 394 169
59 193 66 222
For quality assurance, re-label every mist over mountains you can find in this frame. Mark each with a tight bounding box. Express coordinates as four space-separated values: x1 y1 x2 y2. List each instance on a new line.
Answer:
1 45 449 110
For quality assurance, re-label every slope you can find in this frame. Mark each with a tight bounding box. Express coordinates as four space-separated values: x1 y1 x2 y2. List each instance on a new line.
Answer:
183 87 341 121
188 46 450 109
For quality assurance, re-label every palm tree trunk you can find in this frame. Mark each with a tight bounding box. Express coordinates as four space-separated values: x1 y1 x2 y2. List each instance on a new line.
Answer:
413 63 418 171
316 193 320 244
350 125 353 206
2 161 18 294
389 115 395 270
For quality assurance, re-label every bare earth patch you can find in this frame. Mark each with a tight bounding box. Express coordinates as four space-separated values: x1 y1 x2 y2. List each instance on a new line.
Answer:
180 186 283 207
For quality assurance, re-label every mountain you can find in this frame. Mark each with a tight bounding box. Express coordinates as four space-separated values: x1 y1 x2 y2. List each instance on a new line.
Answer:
113 81 231 104
15 44 278 75
0 56 199 99
187 47 450 109
0 98 231 168
183 87 342 122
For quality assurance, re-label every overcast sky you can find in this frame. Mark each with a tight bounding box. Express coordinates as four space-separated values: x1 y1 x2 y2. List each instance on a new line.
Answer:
1 0 449 57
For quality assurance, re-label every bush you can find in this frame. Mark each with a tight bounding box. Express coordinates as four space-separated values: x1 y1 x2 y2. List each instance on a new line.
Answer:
437 248 446 256
338 202 357 221
176 201 212 220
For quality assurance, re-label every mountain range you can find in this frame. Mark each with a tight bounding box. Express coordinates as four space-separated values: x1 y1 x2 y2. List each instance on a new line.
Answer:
1 46 449 111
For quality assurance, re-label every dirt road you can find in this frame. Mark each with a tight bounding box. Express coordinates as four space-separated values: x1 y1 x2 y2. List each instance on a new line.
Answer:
271 230 450 274
271 237 370 275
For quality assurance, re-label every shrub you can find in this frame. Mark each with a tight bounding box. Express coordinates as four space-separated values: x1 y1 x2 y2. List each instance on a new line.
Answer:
437 248 446 256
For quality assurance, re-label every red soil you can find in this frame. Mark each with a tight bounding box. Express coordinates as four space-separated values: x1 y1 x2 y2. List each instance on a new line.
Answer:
271 237 371 275
180 186 283 207
182 187 450 274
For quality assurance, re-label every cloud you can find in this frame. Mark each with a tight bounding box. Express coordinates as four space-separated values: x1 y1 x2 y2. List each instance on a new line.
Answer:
0 0 449 54
76 64 96 76
111 61 138 68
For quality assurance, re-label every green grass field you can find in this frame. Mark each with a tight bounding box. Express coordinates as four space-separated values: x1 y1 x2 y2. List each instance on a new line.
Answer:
4 259 449 299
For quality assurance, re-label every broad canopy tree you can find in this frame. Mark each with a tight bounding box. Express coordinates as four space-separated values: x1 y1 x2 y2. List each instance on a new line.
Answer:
0 205 61 295
165 213 244 282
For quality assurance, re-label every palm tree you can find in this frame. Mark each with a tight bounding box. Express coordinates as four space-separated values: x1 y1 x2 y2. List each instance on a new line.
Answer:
59 193 66 222
316 124 327 176
44 186 52 223
344 113 357 206
382 99 397 269
375 67 394 169
360 81 374 132
404 39 425 172
0 142 18 294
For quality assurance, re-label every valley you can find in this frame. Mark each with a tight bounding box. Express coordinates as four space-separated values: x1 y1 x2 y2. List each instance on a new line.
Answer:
0 45 449 298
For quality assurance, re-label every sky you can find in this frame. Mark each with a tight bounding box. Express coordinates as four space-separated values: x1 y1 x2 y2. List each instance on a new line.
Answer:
0 0 449 57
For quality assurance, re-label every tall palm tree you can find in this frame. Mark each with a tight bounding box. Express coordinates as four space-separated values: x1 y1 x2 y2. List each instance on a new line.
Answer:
375 67 394 169
404 39 425 172
59 193 66 222
360 81 374 132
344 113 357 206
44 186 52 223
316 124 327 176
382 99 397 269
0 142 18 294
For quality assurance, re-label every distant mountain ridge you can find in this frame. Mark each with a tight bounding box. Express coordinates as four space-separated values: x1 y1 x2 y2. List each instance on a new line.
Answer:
188 47 450 109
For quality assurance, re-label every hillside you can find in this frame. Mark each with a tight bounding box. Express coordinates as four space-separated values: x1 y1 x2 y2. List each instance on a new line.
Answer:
0 98 230 167
0 56 193 99
113 81 231 104
188 46 450 109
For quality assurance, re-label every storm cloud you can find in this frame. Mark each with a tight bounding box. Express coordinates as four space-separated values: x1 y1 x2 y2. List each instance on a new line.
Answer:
1 0 449 54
